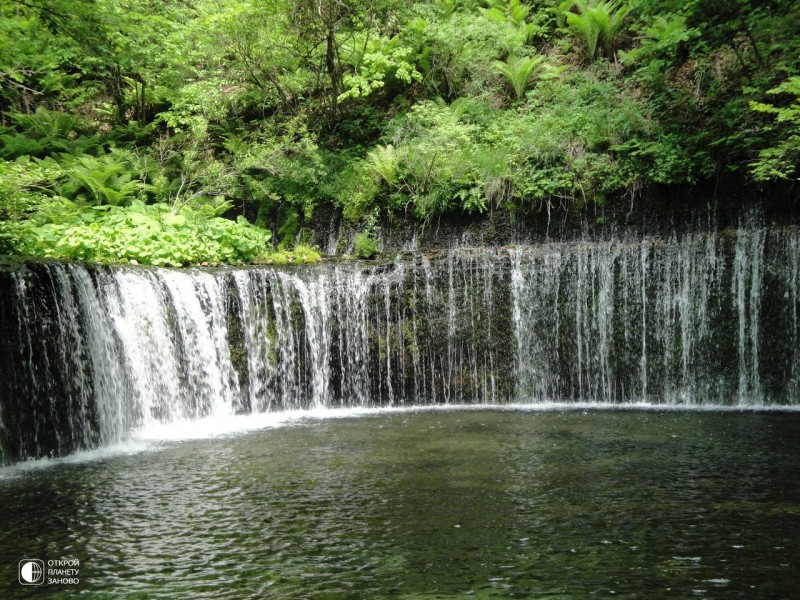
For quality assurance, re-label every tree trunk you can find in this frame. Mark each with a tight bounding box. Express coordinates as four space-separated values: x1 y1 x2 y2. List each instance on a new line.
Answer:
139 78 147 125
114 65 126 124
326 27 338 120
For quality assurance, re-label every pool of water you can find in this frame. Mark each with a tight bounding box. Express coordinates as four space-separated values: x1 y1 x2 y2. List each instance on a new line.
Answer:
2 407 800 598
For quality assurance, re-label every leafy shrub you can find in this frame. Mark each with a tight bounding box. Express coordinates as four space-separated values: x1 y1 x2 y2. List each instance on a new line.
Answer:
338 35 422 102
5 201 273 267
0 109 101 160
258 243 322 265
354 232 380 259
0 158 65 220
387 100 483 220
750 77 800 181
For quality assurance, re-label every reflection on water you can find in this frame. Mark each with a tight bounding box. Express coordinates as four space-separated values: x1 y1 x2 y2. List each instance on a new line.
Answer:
1 409 799 598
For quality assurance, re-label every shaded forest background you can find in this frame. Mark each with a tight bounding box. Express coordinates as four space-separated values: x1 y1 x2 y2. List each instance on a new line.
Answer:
1 0 798 264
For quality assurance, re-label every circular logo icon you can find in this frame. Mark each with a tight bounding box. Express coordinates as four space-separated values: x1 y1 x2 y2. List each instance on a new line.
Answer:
19 559 45 585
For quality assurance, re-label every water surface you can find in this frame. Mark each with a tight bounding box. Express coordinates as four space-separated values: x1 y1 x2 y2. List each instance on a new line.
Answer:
1 408 799 598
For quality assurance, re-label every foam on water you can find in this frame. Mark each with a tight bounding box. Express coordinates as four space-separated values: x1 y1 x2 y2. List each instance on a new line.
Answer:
4 401 800 477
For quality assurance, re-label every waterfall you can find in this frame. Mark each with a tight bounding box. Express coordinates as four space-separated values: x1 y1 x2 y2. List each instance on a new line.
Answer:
1 225 799 463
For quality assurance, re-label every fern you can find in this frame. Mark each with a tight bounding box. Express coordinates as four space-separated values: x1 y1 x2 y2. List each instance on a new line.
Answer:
367 144 400 185
484 0 530 25
0 132 46 159
563 0 630 62
494 54 545 100
566 11 602 60
58 154 141 206
2 108 101 159
9 108 79 141
601 1 630 59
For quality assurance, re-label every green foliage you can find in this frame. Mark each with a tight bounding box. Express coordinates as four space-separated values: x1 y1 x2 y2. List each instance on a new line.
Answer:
339 36 422 102
260 243 322 265
354 232 380 259
403 0 543 99
238 119 325 206
750 77 800 181
328 157 381 222
479 71 654 203
0 158 66 221
55 152 143 206
353 211 381 258
276 206 300 248
367 145 400 186
562 0 631 62
493 54 545 100
3 201 272 267
0 108 101 159
1 0 799 266
620 14 693 67
388 100 483 220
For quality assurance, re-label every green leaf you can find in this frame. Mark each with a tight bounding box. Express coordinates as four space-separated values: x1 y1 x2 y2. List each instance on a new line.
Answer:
163 213 187 227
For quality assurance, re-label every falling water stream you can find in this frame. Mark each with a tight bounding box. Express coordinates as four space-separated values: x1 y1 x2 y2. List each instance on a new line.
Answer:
1 225 799 463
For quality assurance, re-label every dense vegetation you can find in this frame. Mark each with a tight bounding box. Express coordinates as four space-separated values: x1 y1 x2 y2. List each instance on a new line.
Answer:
1 0 798 265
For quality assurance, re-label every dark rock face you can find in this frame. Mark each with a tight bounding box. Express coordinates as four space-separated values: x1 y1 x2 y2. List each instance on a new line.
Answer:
314 191 799 256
